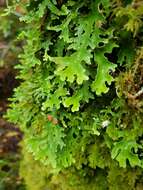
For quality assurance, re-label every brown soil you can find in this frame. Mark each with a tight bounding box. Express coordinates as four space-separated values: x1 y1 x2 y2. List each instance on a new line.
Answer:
0 66 22 156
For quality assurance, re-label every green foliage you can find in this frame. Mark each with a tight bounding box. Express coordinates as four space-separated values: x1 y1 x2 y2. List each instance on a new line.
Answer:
0 154 25 190
20 143 143 190
5 0 143 189
0 1 24 67
0 3 25 190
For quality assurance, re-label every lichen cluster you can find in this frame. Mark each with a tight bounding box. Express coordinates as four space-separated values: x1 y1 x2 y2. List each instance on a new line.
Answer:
5 0 143 189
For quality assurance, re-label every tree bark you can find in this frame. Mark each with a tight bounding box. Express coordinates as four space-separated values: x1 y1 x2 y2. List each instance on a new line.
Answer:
0 0 6 7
